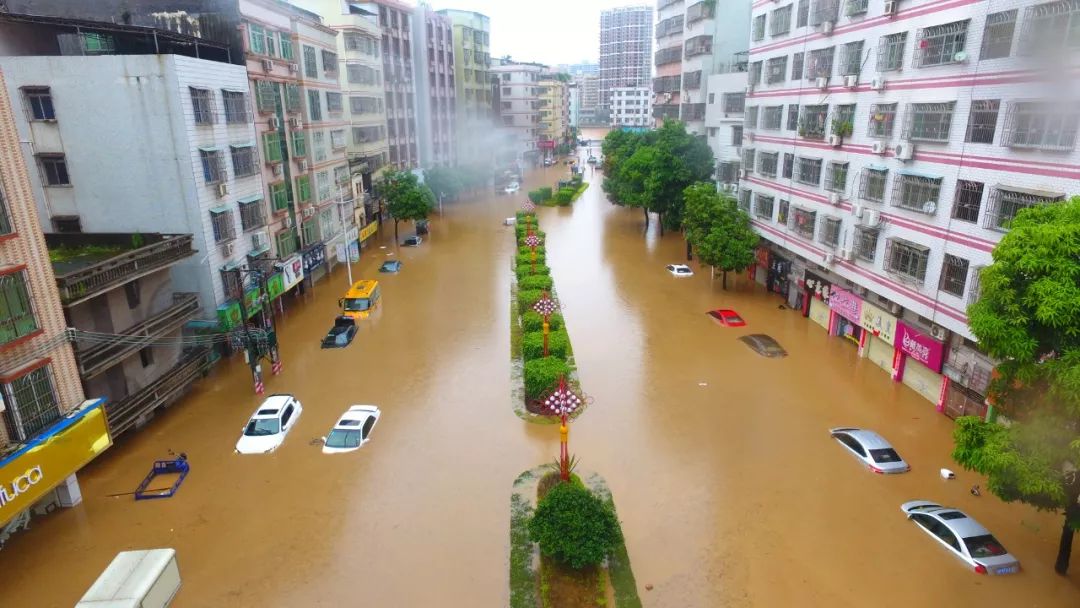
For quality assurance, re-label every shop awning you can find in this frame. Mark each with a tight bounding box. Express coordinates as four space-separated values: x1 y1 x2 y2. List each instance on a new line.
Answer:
865 163 888 172
898 168 944 180
209 204 230 214
994 184 1065 199
238 193 263 204
197 145 223 152
230 142 254 149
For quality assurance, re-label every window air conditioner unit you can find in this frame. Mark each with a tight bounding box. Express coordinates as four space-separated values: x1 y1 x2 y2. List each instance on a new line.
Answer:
252 231 269 250
303 207 316 219
283 216 293 228
930 324 948 340
839 247 854 261
851 204 864 218
883 0 898 15
871 77 885 91
269 116 280 129
216 183 229 197
863 209 881 227
220 242 234 257
895 141 914 160
828 134 842 147
844 75 858 88
887 301 903 315
288 63 299 73
822 20 834 35
872 141 887 154
815 76 828 89
289 117 303 129
272 162 283 176
829 192 842 205
297 159 308 171
823 252 835 265
745 84 755 94
262 59 274 73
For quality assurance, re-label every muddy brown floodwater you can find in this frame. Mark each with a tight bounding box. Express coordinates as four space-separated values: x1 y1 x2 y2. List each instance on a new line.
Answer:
2 131 1079 606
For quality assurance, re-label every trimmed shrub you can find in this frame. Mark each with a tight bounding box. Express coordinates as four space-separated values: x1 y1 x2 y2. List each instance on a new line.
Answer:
523 356 570 401
527 189 543 203
518 289 544 314
522 329 570 361
519 274 554 291
517 245 546 258
555 188 574 204
516 253 546 268
529 481 623 570
516 264 551 279
538 186 553 201
521 311 564 332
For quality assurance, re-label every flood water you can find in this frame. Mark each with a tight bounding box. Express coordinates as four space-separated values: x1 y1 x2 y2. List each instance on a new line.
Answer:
2 129 1079 606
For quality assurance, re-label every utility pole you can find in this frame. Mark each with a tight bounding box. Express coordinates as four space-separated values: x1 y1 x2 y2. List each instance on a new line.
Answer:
233 267 282 395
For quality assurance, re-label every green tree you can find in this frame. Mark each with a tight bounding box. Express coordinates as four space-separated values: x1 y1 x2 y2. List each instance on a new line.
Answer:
528 481 623 570
380 170 435 241
423 167 464 202
682 183 757 289
957 197 1080 574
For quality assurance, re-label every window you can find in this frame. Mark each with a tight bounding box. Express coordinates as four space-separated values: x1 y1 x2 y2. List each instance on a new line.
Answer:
749 61 763 85
807 47 835 79
868 103 897 138
319 207 337 238
783 153 795 178
2 365 60 441
811 0 840 25
270 182 289 212
825 162 848 192
222 90 249 124
885 238 930 284
124 280 140 309
753 14 767 40
839 40 864 75
200 149 226 184
791 52 804 80
322 50 338 76
139 346 154 368
230 145 257 177
331 129 347 149
939 254 970 296
892 174 943 214
859 167 888 201
296 175 312 203
745 106 759 128
854 227 879 261
248 23 266 54
263 132 282 163
326 92 343 114
718 160 740 183
190 88 215 125
965 100 1000 144
797 0 810 27
239 198 265 231
351 96 381 114
952 180 984 222
302 219 319 244
795 157 823 185
799 105 829 139
845 0 868 16
279 32 293 60
916 20 969 67
347 64 379 85
904 102 955 141
985 187 1065 231
766 56 788 83
877 32 906 71
771 5 793 35
743 148 756 174
303 45 318 78
1019 1 1080 55
1002 101 1080 150
787 104 800 130
24 87 55 120
317 170 332 201
334 165 349 187
762 106 784 130
307 90 322 122
981 10 1017 59
276 229 298 257
255 81 276 113
38 155 69 186
967 266 984 305
732 126 743 146
291 131 306 158
834 104 856 130
0 185 10 235
353 126 385 144
211 208 235 243
819 217 842 247
778 200 790 224
0 271 38 345
722 92 745 113
754 193 776 219
758 152 779 177
792 207 817 238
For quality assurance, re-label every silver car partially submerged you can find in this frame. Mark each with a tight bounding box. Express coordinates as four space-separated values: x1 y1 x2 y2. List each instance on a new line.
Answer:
829 427 910 474
901 501 1021 575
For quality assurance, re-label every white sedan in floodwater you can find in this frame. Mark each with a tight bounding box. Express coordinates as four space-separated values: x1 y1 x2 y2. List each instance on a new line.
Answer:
666 264 693 277
235 394 303 454
901 501 1021 575
322 405 381 454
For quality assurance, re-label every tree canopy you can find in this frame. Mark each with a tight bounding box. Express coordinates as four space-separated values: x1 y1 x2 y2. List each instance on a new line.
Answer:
380 170 435 239
528 480 622 570
957 196 1080 574
682 183 758 288
423 167 464 201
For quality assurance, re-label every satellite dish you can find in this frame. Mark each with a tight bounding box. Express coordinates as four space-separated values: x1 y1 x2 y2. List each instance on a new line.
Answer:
922 201 938 214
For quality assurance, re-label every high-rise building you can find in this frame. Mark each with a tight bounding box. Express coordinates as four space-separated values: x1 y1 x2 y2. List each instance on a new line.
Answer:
439 9 493 167
610 87 652 127
599 6 654 118
371 0 419 169
742 0 1077 412
412 5 457 168
578 73 601 125
492 60 547 162
538 77 571 150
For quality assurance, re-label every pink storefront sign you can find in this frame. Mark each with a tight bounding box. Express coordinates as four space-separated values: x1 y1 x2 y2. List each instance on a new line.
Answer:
895 320 946 373
827 287 863 323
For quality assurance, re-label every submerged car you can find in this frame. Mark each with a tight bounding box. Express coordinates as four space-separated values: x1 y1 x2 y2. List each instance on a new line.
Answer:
738 334 787 358
829 427 910 474
666 264 693 277
587 156 598 165
379 260 403 273
900 501 1021 575
322 405 381 454
321 316 357 349
707 309 746 327
402 235 423 247
235 394 303 454
543 158 555 167
504 181 521 194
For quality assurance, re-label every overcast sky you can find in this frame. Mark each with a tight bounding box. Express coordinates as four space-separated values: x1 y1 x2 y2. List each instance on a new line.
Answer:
427 0 649 66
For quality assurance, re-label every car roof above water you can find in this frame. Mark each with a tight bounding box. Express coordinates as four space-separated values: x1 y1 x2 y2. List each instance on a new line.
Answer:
840 428 892 450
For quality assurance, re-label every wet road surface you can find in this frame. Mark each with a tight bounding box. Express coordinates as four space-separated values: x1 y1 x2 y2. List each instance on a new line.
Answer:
1 138 1078 606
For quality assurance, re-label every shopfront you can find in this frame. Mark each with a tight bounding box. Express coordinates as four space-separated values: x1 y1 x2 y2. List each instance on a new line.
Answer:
301 242 328 286
859 301 898 375
766 251 792 299
802 271 833 329
0 399 111 529
827 287 863 346
358 221 378 251
893 320 947 404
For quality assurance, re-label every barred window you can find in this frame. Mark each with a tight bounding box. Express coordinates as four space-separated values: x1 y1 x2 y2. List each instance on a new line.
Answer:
952 180 984 223
859 167 888 201
732 126 744 145
792 207 817 239
915 20 970 67
967 266 984 305
884 238 930 284
868 103 897 138
1001 101 1080 150
834 104 856 129
190 87 216 125
984 187 1065 231
753 14 767 41
799 104 829 139
939 254 970 296
285 83 301 113
255 80 276 113
1019 1 1080 55
810 0 839 25
755 193 776 219
797 0 810 27
739 189 753 212
819 216 842 247
239 198 266 231
877 32 906 71
771 5 793 35
825 161 848 192
723 93 746 113
2 365 60 442
782 153 795 178
767 56 788 83
892 174 943 214
718 160 741 183
787 104 800 130
230 144 257 177
795 156 823 186
221 267 243 300
903 102 955 141
807 47 835 79
855 227 879 262
745 106 759 128
778 199 790 224
965 100 1000 144
322 50 338 76
743 148 757 172
762 106 784 130
200 149 226 184
749 61 763 85
839 40 864 75
326 91 343 113
211 208 236 243
845 0 868 16
0 271 38 346
759 152 779 177
222 90 250 124
791 52 804 80
981 10 1017 59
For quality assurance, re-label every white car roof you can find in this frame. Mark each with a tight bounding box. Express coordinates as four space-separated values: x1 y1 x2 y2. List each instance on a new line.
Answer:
253 394 292 418
335 405 379 426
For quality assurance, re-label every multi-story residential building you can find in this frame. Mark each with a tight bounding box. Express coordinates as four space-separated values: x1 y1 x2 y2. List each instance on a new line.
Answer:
0 66 109 541
412 5 456 168
704 70 748 188
372 0 418 169
610 86 653 127
538 77 571 150
439 8 493 166
492 60 547 162
742 0 1076 415
556 62 600 77
578 73 602 125
569 81 581 127
599 6 654 117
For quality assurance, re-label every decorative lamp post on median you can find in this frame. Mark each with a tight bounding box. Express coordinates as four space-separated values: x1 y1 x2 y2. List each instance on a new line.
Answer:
522 201 535 230
542 376 584 482
524 232 542 274
532 291 558 357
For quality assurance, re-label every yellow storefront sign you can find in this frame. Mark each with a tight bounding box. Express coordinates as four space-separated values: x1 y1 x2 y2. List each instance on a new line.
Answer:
359 222 378 242
860 301 898 346
0 400 111 527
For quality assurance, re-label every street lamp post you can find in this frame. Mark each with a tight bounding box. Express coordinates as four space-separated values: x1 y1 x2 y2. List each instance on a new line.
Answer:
542 376 584 482
524 232 541 275
532 291 558 357
522 201 535 231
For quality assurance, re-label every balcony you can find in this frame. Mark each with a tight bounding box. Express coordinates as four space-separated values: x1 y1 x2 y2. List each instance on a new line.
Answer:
75 292 200 379
654 104 680 120
48 233 195 306
105 347 211 438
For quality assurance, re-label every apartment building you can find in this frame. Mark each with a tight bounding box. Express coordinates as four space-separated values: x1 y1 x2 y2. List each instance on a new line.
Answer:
704 70 748 186
439 9 494 166
599 6 654 116
743 0 1077 413
569 82 581 127
578 73 602 125
372 0 419 169
538 77 571 149
492 61 547 162
412 5 456 168
611 86 653 127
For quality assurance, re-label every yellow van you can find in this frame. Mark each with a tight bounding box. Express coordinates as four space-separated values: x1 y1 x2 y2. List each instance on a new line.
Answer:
339 280 380 319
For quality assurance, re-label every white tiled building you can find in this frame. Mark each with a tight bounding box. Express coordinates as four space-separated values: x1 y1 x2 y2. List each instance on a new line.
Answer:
610 87 653 127
493 61 546 161
705 71 748 187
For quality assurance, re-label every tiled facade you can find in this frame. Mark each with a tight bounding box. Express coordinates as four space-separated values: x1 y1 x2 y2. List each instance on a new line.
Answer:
440 9 493 166
493 61 546 160
413 6 457 168
599 6 654 114
538 78 571 146
611 86 653 127
373 0 419 169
